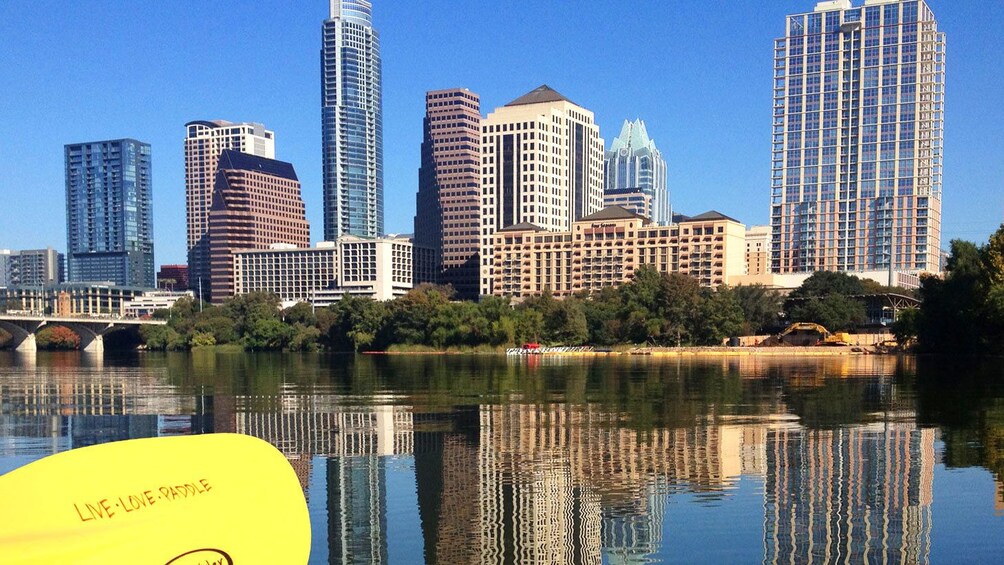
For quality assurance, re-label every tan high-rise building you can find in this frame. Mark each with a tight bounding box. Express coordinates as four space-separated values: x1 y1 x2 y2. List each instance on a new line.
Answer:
745 225 771 276
207 150 309 303
480 85 604 296
413 88 482 299
185 120 275 298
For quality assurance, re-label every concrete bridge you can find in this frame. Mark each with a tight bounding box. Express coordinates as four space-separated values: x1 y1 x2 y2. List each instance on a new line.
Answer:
0 314 167 353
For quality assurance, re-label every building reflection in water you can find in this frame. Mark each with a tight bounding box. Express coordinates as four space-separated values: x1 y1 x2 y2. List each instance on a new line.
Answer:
764 423 934 565
0 354 942 564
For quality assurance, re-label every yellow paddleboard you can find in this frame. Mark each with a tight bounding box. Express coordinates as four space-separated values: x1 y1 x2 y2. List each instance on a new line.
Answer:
0 434 310 564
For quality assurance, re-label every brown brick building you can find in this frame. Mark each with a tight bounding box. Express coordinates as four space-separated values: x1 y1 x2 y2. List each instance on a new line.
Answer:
207 150 310 303
413 88 482 299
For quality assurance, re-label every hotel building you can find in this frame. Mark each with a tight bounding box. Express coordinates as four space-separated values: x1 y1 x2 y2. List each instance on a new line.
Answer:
184 120 275 296
233 235 417 305
206 150 310 303
480 85 604 296
322 0 383 240
771 0 945 274
603 119 669 225
65 139 154 287
413 88 482 299
490 206 746 298
745 226 771 276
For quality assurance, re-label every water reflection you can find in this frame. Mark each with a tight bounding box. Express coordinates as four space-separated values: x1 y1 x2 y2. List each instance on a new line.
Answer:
1 352 1001 563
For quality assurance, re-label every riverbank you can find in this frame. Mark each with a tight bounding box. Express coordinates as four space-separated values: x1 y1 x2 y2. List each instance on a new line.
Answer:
367 345 888 357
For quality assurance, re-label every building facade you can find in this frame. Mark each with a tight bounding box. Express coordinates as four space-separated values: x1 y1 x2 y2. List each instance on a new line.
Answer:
65 139 154 287
322 0 383 240
156 264 189 291
480 85 605 296
603 189 654 223
745 226 771 276
603 119 669 225
1 248 64 287
207 150 310 303
233 235 416 305
490 206 746 299
413 88 482 299
184 120 274 296
771 0 945 274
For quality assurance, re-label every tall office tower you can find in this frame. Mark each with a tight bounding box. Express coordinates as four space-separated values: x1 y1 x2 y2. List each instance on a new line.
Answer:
413 88 482 299
322 0 383 241
771 0 945 275
603 119 669 225
206 150 310 303
65 139 154 287
479 85 604 296
0 250 12 287
184 120 275 297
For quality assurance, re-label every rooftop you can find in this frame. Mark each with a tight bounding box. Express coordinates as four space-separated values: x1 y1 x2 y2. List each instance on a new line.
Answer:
579 205 650 223
505 84 576 108
217 149 298 181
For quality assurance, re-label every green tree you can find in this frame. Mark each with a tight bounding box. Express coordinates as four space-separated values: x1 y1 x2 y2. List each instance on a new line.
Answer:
788 271 866 298
189 332 216 348
289 325 321 352
734 284 783 334
140 325 183 351
325 296 388 351
283 302 317 327
243 317 294 351
787 294 866 331
694 286 745 345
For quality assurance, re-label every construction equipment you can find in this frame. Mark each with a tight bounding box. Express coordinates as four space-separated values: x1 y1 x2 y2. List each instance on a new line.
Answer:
776 322 851 346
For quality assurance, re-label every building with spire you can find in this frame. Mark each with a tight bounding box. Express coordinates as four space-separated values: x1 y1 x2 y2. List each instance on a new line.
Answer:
603 119 669 225
771 0 944 275
479 85 604 296
322 0 383 241
413 88 482 300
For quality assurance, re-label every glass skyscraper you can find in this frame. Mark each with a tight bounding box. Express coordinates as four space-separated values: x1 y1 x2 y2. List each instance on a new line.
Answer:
771 0 944 274
322 0 383 240
65 139 154 287
603 119 669 225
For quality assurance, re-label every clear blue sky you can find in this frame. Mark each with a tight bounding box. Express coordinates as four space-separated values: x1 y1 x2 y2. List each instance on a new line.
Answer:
0 0 1000 265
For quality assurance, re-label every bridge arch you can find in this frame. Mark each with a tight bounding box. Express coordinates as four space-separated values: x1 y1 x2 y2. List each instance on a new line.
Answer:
0 320 43 351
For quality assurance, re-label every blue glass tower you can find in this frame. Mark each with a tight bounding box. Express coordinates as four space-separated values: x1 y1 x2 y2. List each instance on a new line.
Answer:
603 119 669 225
65 139 154 287
322 0 383 240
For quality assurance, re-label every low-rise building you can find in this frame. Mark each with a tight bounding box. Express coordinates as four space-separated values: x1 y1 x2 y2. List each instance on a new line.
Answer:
123 291 195 318
233 235 417 306
490 206 746 299
1 283 147 317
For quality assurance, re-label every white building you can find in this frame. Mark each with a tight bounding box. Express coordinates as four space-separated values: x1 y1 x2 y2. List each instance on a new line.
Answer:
123 291 195 318
233 236 416 306
480 85 605 296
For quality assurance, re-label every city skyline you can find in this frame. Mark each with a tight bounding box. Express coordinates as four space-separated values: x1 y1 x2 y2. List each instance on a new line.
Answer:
0 0 1000 266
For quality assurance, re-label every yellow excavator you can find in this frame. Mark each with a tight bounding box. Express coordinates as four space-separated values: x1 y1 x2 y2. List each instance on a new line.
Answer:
776 322 852 346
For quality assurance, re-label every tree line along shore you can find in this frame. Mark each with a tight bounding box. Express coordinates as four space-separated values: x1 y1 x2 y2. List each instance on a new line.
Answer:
3 225 1002 356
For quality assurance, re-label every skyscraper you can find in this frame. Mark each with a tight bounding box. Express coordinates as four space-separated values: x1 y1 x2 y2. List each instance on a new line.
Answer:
479 85 604 296
771 0 944 275
65 139 154 287
413 88 482 299
603 119 669 225
184 120 275 297
207 150 310 303
322 0 383 240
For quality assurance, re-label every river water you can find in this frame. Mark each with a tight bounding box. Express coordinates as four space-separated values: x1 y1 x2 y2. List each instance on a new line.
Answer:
1 350 1003 563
